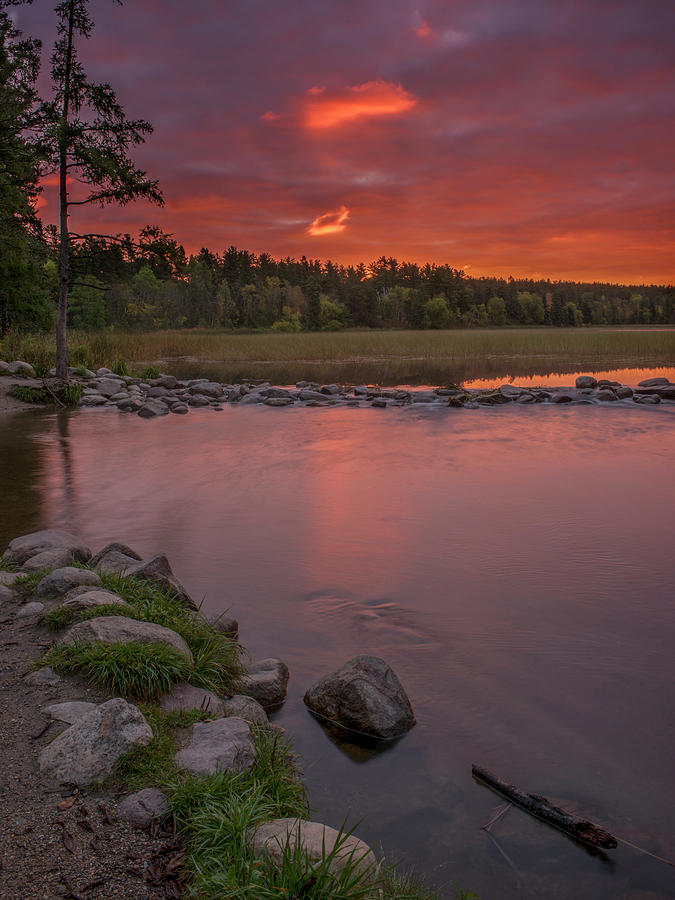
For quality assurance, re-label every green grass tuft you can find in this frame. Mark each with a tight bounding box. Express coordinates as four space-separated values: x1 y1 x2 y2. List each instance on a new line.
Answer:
41 639 190 700
110 355 129 376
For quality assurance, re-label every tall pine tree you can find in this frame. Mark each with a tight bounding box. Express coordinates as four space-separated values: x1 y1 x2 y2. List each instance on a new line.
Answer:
39 0 163 377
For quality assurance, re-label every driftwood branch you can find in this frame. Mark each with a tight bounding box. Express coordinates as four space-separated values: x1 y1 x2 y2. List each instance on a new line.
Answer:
472 764 617 849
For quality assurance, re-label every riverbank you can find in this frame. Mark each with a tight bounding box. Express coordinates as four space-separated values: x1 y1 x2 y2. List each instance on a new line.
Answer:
0 530 438 899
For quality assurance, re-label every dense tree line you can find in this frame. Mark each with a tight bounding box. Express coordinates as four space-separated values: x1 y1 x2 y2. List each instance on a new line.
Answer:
1 4 673 338
53 239 675 332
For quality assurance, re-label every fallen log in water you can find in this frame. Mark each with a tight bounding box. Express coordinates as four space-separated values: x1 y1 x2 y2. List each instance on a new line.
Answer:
472 764 617 849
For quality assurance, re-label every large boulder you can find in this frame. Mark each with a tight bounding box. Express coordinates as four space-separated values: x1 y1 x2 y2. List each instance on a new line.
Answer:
8 360 35 377
304 655 415 741
159 682 224 717
174 717 256 776
118 788 169 827
249 818 377 879
36 566 101 597
22 548 86 572
62 616 194 664
95 378 126 398
39 698 152 786
137 399 169 418
575 376 598 389
239 659 289 708
2 529 91 566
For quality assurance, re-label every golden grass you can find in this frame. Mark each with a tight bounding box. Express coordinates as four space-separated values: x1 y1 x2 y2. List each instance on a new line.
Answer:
2 327 673 383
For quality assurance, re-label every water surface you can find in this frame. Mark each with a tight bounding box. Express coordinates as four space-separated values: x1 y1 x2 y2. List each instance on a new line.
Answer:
1 403 674 899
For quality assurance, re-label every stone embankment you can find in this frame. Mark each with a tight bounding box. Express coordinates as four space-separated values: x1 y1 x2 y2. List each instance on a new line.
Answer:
0 527 417 897
3 359 674 415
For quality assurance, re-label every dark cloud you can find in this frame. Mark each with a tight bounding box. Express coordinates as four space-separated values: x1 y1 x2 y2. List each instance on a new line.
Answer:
19 0 675 281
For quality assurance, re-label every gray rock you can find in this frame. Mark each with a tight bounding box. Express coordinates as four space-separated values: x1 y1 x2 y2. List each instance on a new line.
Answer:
152 375 179 390
264 397 293 407
262 387 293 399
79 394 107 407
240 659 289 708
0 584 14 605
96 367 113 376
633 393 661 404
0 360 9 375
147 386 170 398
110 392 129 402
117 398 142 412
44 701 97 724
637 377 670 387
477 391 511 405
516 393 536 404
175 716 256 776
616 386 634 399
575 376 598 389
23 548 82 572
371 398 388 408
39 698 153 786
299 390 329 402
63 616 194 664
118 787 169 827
159 683 225 717
596 388 617 401
8 360 36 376
170 404 189 414
222 695 269 727
209 615 239 638
188 394 211 407
551 392 575 403
304 655 415 740
60 589 130 613
125 554 195 608
16 601 45 618
0 572 21 586
90 542 142 569
239 393 264 405
37 567 101 597
24 666 61 686
249 818 376 879
95 378 125 397
187 381 223 398
3 529 91 566
138 399 170 418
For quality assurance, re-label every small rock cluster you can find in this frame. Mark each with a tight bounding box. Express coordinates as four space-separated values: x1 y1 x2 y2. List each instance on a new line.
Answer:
3 527 418 883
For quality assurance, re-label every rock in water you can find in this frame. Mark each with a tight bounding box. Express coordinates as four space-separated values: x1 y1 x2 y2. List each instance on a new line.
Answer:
39 698 152 786
174 717 256 775
239 658 289 708
304 655 415 740
249 818 377 879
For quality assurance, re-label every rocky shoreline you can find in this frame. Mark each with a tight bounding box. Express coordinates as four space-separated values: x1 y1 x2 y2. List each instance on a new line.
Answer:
0 528 421 899
2 359 674 416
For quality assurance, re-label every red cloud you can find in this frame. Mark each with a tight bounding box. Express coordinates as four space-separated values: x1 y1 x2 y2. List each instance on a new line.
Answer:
308 206 350 236
304 80 417 129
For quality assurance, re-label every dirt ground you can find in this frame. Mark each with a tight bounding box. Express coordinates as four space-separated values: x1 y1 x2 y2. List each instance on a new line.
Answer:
0 377 48 414
0 584 183 900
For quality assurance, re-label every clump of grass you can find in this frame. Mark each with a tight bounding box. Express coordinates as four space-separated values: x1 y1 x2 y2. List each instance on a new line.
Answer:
110 355 129 376
42 605 76 631
41 639 190 700
73 364 90 377
11 383 83 406
137 365 161 380
14 569 47 591
0 557 19 572
42 601 131 631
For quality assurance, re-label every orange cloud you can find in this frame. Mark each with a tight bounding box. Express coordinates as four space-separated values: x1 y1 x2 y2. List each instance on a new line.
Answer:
308 205 350 236
305 80 417 129
415 20 433 38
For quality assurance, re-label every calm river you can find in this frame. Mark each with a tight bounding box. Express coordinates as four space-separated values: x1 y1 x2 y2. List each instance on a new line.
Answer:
1 391 674 899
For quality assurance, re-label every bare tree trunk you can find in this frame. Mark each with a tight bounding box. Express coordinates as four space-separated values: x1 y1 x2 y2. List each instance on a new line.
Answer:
55 1 75 381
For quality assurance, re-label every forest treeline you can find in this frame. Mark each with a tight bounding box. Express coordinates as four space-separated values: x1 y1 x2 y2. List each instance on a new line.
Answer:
6 228 675 335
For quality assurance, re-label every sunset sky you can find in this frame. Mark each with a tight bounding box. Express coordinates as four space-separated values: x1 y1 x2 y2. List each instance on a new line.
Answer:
18 0 675 284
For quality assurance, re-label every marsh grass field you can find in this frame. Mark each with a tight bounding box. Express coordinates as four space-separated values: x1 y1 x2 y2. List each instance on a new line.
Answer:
2 326 674 385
